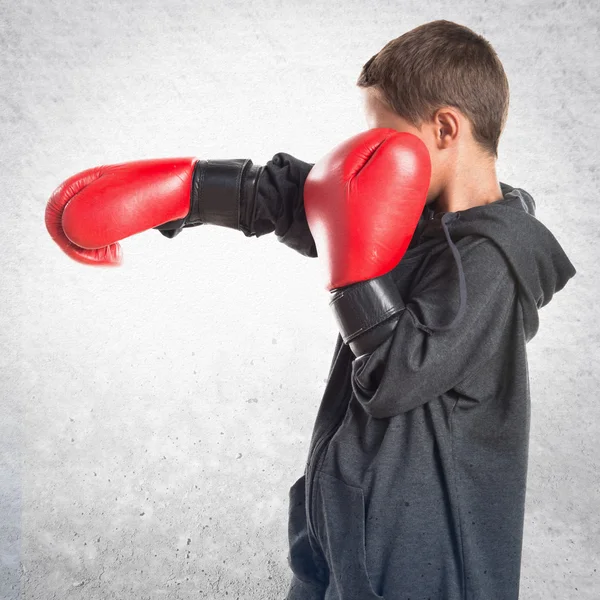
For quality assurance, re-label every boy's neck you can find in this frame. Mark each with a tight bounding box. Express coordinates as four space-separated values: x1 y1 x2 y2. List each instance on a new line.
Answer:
432 156 503 214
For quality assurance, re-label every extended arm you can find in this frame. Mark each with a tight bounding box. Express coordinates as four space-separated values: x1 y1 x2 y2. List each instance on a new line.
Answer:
46 153 316 265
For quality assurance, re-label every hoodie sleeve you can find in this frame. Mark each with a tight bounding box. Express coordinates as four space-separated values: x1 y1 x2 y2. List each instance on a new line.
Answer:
351 237 517 419
250 152 317 258
155 152 317 258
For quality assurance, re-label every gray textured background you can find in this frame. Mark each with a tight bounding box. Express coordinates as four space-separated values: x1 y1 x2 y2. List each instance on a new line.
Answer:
1 0 598 598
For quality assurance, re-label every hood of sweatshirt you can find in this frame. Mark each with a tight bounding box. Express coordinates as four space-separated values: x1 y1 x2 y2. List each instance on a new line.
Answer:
417 182 576 342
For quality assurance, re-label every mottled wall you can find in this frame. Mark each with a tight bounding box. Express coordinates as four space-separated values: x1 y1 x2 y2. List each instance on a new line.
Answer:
1 1 598 598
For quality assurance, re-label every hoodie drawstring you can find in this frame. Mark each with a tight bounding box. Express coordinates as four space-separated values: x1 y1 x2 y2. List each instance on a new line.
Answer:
425 213 467 332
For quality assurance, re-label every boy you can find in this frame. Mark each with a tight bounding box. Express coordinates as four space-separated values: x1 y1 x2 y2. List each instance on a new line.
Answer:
46 19 576 600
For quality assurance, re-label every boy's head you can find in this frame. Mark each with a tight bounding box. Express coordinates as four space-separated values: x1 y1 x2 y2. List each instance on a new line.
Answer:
357 20 509 204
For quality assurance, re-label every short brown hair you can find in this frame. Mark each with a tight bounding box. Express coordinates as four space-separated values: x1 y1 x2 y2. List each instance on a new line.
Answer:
356 20 509 158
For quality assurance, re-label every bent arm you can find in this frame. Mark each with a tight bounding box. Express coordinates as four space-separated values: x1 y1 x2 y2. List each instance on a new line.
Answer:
349 239 518 418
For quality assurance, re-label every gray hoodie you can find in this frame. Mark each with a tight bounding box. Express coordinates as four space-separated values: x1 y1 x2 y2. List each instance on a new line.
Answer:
253 154 575 600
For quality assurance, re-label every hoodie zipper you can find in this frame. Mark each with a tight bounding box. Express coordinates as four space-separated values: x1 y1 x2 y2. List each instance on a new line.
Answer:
306 362 353 544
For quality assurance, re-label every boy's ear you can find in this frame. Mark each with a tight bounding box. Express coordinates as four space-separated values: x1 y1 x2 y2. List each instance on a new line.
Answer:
431 108 460 150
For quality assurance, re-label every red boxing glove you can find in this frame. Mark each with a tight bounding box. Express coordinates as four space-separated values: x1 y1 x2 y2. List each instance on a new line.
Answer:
45 158 196 266
304 128 431 290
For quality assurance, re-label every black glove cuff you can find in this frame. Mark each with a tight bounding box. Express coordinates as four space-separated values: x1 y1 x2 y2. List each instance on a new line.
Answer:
189 158 263 230
330 271 405 355
154 158 263 237
189 158 242 229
